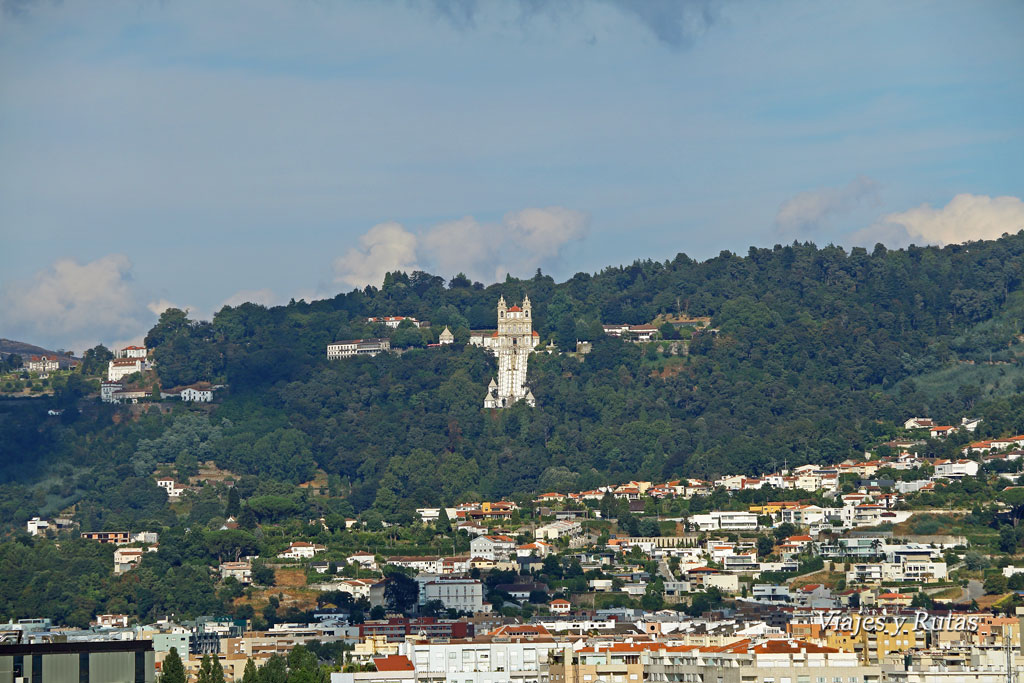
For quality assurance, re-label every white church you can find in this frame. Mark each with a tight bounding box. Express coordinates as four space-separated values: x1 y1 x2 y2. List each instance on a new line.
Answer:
479 295 538 409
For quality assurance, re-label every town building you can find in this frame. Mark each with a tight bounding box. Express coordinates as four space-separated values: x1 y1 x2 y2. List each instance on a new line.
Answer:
421 578 485 613
327 338 391 359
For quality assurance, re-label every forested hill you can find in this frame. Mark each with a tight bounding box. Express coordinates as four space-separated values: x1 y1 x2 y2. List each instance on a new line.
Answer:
4 234 1024 525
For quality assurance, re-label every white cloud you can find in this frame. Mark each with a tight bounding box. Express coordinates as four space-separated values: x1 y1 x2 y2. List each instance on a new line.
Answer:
147 299 180 317
503 206 589 261
220 288 278 309
775 176 878 237
333 221 419 289
420 216 491 281
347 206 589 287
874 193 1024 246
0 254 152 352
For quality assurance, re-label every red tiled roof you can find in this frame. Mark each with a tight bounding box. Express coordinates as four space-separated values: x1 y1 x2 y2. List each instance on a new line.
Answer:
373 655 414 672
507 305 522 312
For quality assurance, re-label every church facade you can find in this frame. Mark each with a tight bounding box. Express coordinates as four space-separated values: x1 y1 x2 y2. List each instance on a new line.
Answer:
481 295 538 409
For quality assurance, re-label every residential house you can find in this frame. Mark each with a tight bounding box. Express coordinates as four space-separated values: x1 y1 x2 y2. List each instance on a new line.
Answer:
534 520 582 541
220 562 252 584
550 599 571 614
690 511 758 531
156 478 188 499
278 541 326 559
347 552 379 570
469 535 516 561
26 517 49 536
107 357 146 381
114 547 145 574
180 383 215 402
366 316 425 328
82 531 131 545
933 459 979 478
116 345 148 359
26 355 60 374
100 381 123 402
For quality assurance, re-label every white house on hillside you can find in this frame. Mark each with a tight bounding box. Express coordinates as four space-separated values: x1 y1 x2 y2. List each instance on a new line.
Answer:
180 383 214 402
470 535 516 561
278 541 326 559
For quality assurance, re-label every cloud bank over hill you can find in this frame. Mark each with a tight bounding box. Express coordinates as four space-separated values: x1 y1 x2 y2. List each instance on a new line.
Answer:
775 177 879 239
852 194 1024 248
334 206 589 288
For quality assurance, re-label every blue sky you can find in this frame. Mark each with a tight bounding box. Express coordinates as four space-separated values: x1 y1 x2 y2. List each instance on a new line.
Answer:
1 0 1022 350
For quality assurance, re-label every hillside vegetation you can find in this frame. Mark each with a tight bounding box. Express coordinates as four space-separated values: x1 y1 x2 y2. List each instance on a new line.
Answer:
3 234 1024 525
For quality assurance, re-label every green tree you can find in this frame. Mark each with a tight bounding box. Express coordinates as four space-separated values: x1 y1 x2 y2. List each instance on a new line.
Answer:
257 655 288 683
985 574 1008 595
242 659 258 683
226 487 241 518
384 572 419 613
162 648 186 683
436 506 451 534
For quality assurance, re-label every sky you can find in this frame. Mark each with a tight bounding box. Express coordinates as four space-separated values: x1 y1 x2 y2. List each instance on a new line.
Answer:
1 0 1023 352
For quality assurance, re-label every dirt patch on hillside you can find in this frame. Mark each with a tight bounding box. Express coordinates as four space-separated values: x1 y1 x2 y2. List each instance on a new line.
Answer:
234 568 319 615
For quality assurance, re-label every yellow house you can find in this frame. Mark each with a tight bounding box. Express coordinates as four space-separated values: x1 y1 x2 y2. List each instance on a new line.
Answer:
749 501 802 515
824 614 918 664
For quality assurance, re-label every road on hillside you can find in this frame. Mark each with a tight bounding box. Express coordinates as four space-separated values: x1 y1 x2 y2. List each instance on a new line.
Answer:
960 579 984 603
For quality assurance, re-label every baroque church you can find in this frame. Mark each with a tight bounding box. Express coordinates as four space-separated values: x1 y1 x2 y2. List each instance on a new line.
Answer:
481 295 537 409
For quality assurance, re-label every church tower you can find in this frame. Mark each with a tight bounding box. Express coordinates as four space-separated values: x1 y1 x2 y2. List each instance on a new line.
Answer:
483 295 537 408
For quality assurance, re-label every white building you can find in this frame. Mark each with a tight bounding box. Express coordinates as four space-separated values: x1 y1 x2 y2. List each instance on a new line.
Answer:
180 383 214 402
327 338 391 359
347 552 379 570
779 504 829 526
156 478 187 499
220 561 252 584
481 296 538 409
438 327 454 345
534 520 582 541
113 547 145 574
278 541 326 559
107 357 146 382
116 345 148 359
421 578 485 613
100 381 123 403
366 316 424 328
26 355 60 373
470 535 516 561
26 517 50 536
690 511 759 531
406 636 560 683
933 459 979 478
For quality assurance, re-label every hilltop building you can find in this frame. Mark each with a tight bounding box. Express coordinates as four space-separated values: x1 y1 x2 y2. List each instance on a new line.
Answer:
476 296 537 409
